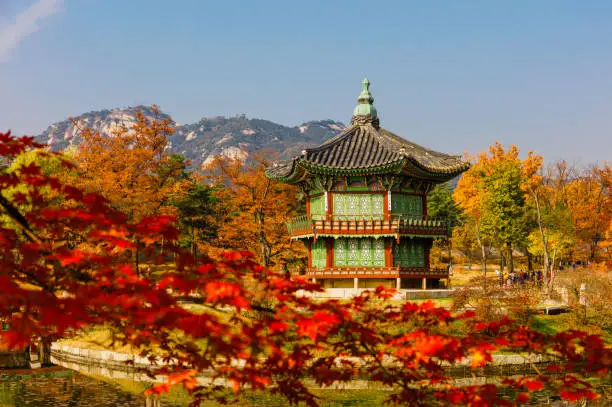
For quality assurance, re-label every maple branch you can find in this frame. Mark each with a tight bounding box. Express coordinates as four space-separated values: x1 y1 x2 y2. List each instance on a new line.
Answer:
0 192 42 244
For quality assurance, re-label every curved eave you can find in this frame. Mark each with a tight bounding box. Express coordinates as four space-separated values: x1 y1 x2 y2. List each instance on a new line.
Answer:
401 157 470 182
265 159 308 184
296 157 406 176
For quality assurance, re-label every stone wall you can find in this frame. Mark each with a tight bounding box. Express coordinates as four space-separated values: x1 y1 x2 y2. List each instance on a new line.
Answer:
0 351 28 368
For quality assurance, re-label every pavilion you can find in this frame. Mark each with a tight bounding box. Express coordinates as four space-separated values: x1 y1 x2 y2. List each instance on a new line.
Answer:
266 79 469 293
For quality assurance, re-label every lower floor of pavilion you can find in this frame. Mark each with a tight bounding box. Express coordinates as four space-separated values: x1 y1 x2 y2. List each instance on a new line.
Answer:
317 277 447 290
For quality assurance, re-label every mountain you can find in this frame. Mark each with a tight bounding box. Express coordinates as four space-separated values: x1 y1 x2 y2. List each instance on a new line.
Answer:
35 106 346 167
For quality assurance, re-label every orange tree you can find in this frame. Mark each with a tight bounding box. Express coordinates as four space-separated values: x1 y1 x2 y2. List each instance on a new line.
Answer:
69 105 187 222
564 164 611 262
204 152 305 271
0 131 610 406
67 106 189 269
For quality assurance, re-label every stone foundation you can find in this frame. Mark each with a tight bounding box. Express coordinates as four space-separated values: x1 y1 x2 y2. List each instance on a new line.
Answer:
0 351 28 368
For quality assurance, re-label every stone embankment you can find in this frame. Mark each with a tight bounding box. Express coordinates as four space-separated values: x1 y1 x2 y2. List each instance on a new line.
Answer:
51 342 561 388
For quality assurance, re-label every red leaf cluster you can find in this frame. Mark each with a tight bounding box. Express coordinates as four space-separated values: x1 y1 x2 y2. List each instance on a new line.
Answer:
0 131 609 406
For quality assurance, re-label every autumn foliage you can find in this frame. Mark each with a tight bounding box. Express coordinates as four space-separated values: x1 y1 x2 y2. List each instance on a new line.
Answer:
0 131 610 406
455 142 611 279
204 152 306 270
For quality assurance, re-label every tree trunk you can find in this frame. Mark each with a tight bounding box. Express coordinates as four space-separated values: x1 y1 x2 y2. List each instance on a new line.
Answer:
547 247 559 296
507 245 514 273
532 191 550 291
500 252 505 273
526 249 533 271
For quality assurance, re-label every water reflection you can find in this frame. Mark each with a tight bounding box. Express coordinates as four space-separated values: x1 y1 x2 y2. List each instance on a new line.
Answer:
0 369 179 407
1 368 609 406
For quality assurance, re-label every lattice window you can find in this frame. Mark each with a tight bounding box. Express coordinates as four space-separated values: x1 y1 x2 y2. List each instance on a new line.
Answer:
393 239 425 267
391 194 423 215
347 239 359 266
373 239 385 267
334 238 383 268
309 195 325 219
359 195 370 216
359 239 372 266
312 239 327 268
333 194 384 219
333 194 345 219
347 195 359 219
334 238 347 267
372 195 384 219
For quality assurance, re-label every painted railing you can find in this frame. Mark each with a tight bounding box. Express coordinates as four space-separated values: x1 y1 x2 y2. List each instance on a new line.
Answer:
286 214 449 238
286 215 314 235
304 266 449 279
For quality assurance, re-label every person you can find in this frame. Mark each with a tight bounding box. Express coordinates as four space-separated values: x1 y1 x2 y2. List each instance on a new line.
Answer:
495 269 502 286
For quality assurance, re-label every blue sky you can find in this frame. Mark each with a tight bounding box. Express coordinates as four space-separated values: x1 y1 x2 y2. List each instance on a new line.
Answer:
0 0 611 164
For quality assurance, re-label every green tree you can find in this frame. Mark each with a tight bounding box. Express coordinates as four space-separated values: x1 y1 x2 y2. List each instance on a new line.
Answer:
172 181 219 258
428 182 461 268
479 154 528 273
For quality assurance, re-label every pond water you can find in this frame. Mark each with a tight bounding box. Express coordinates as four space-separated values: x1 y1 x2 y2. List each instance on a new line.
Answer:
0 367 609 407
0 368 181 407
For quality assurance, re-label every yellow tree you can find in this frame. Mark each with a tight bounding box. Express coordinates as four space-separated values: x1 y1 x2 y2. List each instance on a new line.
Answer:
454 153 490 275
522 158 577 291
204 152 306 270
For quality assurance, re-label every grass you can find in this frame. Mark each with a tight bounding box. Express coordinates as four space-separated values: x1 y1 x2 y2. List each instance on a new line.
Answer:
86 373 391 406
530 312 612 344
58 326 137 353
450 265 499 288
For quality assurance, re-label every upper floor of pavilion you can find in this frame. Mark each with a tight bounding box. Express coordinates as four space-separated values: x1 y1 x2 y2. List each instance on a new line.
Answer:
266 78 469 188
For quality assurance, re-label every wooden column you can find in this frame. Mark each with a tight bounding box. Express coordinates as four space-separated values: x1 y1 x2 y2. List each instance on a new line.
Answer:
306 197 311 215
326 191 333 221
384 191 391 220
307 240 312 268
385 239 393 267
326 238 334 268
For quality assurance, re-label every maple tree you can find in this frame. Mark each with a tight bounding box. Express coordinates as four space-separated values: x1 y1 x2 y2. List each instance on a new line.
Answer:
0 131 610 406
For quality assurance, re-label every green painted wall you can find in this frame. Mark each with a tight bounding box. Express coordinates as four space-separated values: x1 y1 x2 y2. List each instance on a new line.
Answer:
334 238 385 267
332 194 384 219
393 239 425 267
391 194 423 215
310 195 325 219
312 239 327 268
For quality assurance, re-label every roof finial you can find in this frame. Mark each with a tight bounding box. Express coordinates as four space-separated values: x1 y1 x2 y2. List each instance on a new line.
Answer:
362 77 370 91
352 77 379 128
